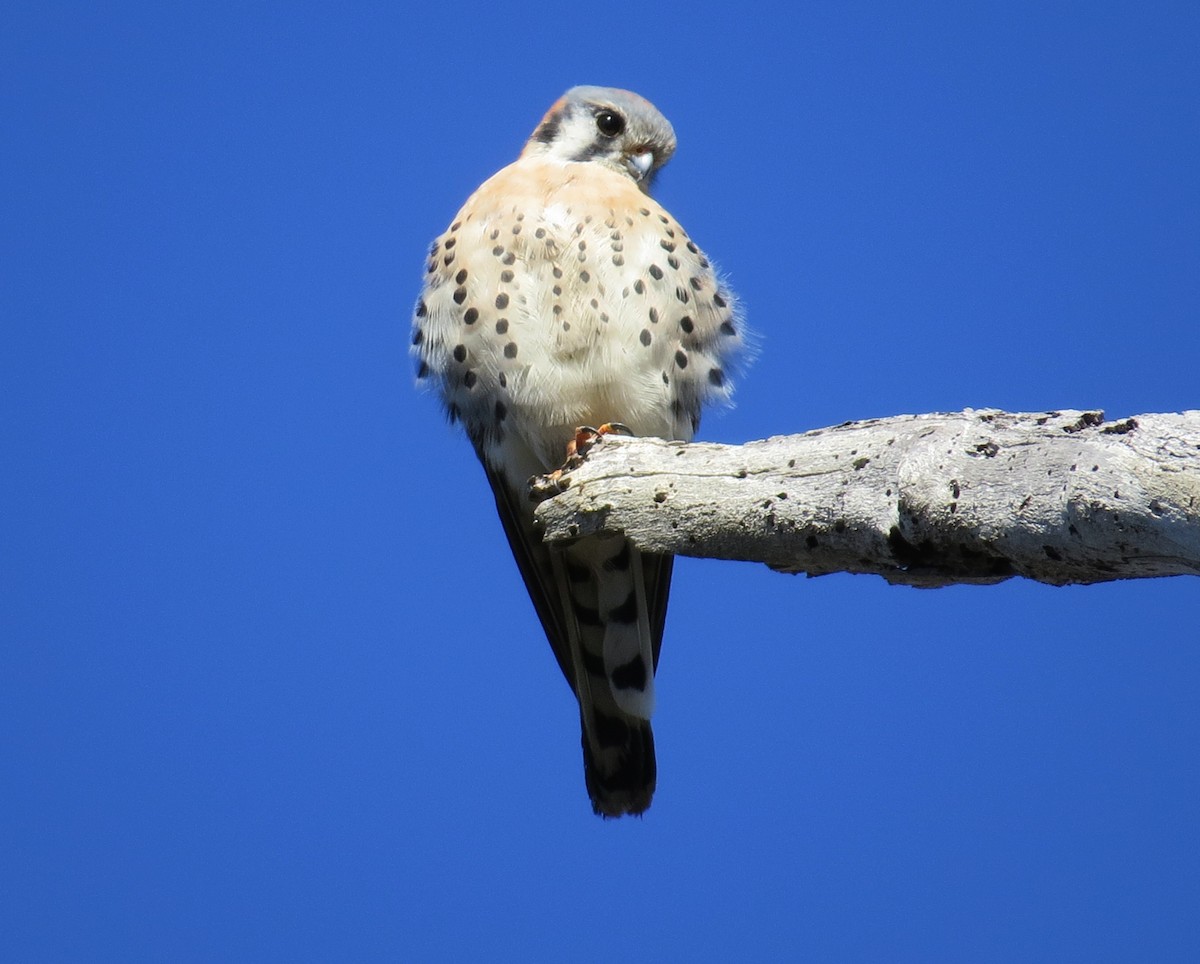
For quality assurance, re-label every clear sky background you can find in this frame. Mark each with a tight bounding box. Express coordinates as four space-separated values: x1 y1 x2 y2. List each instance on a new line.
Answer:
5 2 1199 961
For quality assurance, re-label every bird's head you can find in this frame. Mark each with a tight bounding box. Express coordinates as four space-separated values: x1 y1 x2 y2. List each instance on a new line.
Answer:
521 86 677 191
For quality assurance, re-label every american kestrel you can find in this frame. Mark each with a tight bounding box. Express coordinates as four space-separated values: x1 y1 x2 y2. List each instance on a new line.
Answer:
412 86 746 816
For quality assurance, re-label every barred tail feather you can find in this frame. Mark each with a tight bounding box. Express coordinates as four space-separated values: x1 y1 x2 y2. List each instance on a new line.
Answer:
581 710 656 817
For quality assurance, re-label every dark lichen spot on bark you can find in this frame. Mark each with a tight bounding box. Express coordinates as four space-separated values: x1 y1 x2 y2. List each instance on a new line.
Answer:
1063 411 1105 433
974 442 999 458
853 457 870 470
1101 418 1138 435
1148 500 1166 516
1043 545 1062 561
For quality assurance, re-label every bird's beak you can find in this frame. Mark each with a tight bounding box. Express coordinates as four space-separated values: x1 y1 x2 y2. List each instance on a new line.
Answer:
628 151 654 180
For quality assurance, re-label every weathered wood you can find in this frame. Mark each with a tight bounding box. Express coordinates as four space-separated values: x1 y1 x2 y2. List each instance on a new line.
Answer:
532 409 1200 587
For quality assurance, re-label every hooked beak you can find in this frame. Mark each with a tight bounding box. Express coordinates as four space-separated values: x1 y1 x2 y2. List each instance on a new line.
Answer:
627 151 654 181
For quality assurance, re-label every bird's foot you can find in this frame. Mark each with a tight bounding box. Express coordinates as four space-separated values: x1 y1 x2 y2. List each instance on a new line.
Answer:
529 424 635 502
566 422 634 458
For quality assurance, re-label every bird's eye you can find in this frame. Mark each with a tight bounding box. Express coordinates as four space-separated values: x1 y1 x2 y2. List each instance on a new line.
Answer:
595 110 625 137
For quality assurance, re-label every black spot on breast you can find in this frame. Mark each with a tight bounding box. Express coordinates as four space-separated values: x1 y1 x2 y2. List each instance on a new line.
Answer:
502 252 516 265
679 316 694 333
504 342 518 359
497 372 506 388
689 276 703 291
686 240 699 254
713 292 727 308
708 367 726 387
450 220 462 232
495 400 507 422
495 318 509 334
495 293 509 309
649 307 659 324
463 370 477 388
453 287 467 304
411 327 423 345
667 256 679 269
675 287 690 304
444 237 456 250
675 350 688 368
660 239 675 252
648 264 663 280
415 300 428 317
640 329 652 346
500 269 514 283
661 371 669 385
535 227 546 238
580 270 590 283
463 307 479 325
634 280 645 294
454 268 467 284
416 361 429 379
612 254 625 266
720 320 737 336
452 344 466 363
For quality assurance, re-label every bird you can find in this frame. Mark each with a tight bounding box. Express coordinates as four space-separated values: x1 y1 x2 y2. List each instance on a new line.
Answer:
411 86 747 816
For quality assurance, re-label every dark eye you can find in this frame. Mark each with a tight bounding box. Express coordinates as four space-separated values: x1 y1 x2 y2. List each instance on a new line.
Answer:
595 110 625 137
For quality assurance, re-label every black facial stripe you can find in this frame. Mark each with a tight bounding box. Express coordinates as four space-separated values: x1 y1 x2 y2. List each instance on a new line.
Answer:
532 111 563 144
570 141 611 163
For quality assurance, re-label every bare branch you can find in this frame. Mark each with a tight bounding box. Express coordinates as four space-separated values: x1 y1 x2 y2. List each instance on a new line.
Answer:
532 409 1200 587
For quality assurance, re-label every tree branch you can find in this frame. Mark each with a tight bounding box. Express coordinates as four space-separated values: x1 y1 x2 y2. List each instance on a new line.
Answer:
531 409 1200 587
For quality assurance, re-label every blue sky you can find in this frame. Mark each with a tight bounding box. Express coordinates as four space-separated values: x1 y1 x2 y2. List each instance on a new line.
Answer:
4 1 1199 960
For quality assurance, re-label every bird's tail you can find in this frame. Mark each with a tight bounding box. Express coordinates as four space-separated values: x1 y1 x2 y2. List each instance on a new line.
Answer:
557 534 660 817
581 709 656 817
